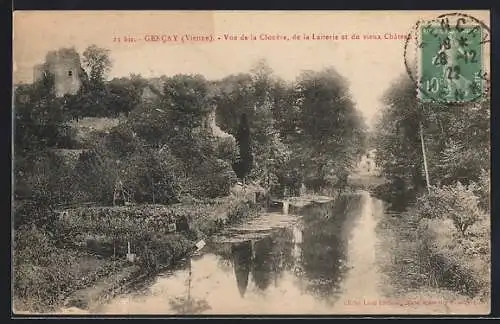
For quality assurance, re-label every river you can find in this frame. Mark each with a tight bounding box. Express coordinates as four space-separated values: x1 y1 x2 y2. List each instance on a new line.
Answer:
65 189 488 315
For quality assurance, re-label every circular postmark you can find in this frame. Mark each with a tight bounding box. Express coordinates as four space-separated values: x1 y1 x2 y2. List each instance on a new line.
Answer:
403 12 490 104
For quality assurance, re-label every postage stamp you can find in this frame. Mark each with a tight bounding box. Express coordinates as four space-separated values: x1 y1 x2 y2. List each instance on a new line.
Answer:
418 19 484 103
403 13 490 104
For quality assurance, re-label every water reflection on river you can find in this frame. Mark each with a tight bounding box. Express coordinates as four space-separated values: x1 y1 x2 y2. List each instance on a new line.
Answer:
95 192 370 314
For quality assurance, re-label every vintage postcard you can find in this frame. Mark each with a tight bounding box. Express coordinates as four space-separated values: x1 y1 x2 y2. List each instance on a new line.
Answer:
12 10 491 315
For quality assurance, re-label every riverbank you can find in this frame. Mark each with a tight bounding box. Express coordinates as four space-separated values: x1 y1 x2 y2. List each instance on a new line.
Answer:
56 190 349 314
36 187 489 315
12 188 265 314
63 189 352 314
59 191 347 313
375 194 490 314
14 184 347 314
358 170 490 309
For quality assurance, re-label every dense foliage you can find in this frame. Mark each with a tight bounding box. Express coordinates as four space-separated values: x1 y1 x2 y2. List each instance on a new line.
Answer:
213 61 367 194
372 74 490 300
13 46 368 226
373 74 490 192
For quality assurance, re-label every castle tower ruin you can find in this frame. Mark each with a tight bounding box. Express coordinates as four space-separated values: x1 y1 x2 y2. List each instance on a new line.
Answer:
33 48 82 97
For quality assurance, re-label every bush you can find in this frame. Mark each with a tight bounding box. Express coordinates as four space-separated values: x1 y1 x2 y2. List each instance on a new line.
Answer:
475 169 490 213
14 225 79 311
410 179 490 300
215 136 239 164
103 123 143 158
13 199 57 231
54 196 258 255
16 150 75 203
120 148 185 205
416 182 487 236
72 148 117 205
80 124 237 204
136 234 192 272
71 132 189 206
190 196 259 237
190 159 238 199
14 150 74 229
417 217 490 299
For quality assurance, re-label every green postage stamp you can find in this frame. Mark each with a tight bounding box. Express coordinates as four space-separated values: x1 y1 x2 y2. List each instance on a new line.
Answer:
418 19 485 103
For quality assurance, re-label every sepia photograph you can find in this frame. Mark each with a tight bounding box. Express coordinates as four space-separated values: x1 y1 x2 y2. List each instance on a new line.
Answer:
12 10 491 315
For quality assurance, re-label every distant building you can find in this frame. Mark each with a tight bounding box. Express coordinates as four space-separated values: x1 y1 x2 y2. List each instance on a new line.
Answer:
357 149 380 174
33 48 83 97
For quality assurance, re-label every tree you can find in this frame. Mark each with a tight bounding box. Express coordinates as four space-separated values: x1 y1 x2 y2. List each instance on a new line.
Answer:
127 98 170 148
233 113 253 181
249 96 291 192
250 58 274 107
127 74 213 150
127 73 238 199
373 75 425 192
269 78 298 138
163 74 213 129
106 74 147 117
61 45 115 118
120 147 185 204
426 99 490 186
417 182 487 236
14 71 74 154
290 68 367 190
14 151 74 228
212 73 255 136
247 60 295 191
70 45 114 117
82 45 112 85
373 74 490 192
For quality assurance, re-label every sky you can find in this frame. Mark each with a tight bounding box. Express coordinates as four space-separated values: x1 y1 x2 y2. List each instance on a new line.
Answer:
13 10 490 127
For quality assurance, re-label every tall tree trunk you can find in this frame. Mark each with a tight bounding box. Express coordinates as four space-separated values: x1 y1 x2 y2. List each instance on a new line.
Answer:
412 163 425 194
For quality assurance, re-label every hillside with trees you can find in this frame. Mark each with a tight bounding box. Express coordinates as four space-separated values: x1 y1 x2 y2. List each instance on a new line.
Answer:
13 45 367 312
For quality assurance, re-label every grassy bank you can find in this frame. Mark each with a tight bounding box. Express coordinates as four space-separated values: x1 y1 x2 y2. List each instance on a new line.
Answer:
12 191 262 313
418 216 490 300
13 226 128 313
376 180 490 303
